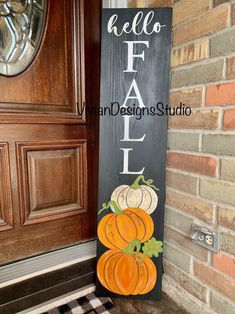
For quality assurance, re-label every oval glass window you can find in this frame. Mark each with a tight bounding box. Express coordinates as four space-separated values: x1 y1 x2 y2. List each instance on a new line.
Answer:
0 0 47 76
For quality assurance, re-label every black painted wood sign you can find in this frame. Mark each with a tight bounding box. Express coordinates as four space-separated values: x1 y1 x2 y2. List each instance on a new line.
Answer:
96 8 172 300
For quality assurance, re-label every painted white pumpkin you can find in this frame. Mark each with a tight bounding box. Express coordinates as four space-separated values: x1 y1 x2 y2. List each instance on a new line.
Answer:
111 175 158 214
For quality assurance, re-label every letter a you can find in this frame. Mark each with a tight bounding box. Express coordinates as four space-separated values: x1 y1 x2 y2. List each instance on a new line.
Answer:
122 79 145 108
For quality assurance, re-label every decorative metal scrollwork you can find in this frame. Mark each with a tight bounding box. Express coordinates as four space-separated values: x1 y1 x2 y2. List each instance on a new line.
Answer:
0 0 47 76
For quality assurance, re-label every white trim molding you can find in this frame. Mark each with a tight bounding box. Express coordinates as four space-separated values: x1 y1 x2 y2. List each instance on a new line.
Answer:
103 0 128 8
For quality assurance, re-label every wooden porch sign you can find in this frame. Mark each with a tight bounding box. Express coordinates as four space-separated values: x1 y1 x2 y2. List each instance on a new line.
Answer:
96 8 172 300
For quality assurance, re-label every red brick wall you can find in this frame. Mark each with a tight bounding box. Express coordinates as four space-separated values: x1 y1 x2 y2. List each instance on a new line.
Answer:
127 1 235 312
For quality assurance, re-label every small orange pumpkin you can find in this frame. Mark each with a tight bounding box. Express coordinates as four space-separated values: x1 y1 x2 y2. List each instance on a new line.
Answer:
98 201 154 249
97 240 157 295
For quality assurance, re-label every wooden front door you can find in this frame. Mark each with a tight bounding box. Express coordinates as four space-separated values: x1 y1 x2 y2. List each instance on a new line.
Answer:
0 0 100 265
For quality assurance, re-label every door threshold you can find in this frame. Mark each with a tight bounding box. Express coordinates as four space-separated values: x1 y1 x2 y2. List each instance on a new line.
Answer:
0 257 96 313
0 239 96 288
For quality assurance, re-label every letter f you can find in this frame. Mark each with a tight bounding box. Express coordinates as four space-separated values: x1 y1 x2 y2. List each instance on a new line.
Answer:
123 41 149 73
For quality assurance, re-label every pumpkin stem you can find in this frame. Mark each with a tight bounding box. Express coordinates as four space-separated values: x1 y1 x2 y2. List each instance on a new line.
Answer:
122 239 141 255
130 175 159 191
98 200 122 215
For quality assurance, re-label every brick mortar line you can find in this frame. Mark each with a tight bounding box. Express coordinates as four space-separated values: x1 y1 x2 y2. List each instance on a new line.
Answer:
167 149 224 160
167 129 235 135
169 107 220 112
167 156 221 176
171 44 213 71
196 176 200 197
172 24 235 51
167 130 207 134
163 241 193 272
189 192 235 218
202 85 206 107
206 289 212 308
216 157 220 179
165 204 233 243
218 226 235 237
171 0 186 8
163 240 192 266
164 239 192 257
217 175 235 184
216 201 235 211
162 274 215 314
208 251 213 267
164 210 195 232
223 57 227 80
217 224 235 236
166 185 216 206
167 129 214 135
164 219 221 252
226 53 235 61
212 204 218 225
172 2 229 31
189 249 195 276
170 177 235 197
217 249 235 260
171 26 234 52
170 78 235 91
211 51 235 61
166 167 200 175
171 58 208 71
167 159 235 179
168 113 235 120
165 167 218 182
171 55 227 73
171 37 210 52
163 257 192 278
172 18 235 48
207 36 210 62
218 108 224 131
228 0 232 26
210 289 235 308
167 184 235 211
166 165 235 179
165 206 199 229
167 175 235 206
192 258 235 283
165 203 216 228
163 257 212 292
199 133 203 152
166 205 218 231
209 0 213 10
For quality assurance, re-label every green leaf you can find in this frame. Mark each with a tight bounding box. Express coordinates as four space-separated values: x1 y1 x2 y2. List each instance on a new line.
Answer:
142 237 163 258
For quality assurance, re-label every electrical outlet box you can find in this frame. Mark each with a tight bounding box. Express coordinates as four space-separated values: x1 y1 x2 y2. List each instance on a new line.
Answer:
190 225 220 252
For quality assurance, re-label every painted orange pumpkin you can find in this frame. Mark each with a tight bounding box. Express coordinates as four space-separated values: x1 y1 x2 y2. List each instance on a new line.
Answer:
98 201 154 249
97 248 157 295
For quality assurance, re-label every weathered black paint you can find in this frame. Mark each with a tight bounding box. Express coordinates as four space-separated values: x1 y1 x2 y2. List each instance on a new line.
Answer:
97 8 172 300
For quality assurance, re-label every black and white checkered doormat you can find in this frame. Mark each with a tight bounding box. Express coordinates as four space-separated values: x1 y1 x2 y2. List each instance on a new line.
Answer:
44 292 114 314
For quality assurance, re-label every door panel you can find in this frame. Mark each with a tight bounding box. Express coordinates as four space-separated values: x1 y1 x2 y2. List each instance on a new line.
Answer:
0 0 86 123
0 0 100 264
17 140 87 225
0 0 76 112
0 143 13 231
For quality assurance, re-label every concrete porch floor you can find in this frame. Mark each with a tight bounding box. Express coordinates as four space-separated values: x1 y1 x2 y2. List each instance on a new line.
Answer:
112 293 189 313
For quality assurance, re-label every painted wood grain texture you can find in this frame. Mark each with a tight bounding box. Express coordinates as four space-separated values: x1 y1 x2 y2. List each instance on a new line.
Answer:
96 8 172 300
